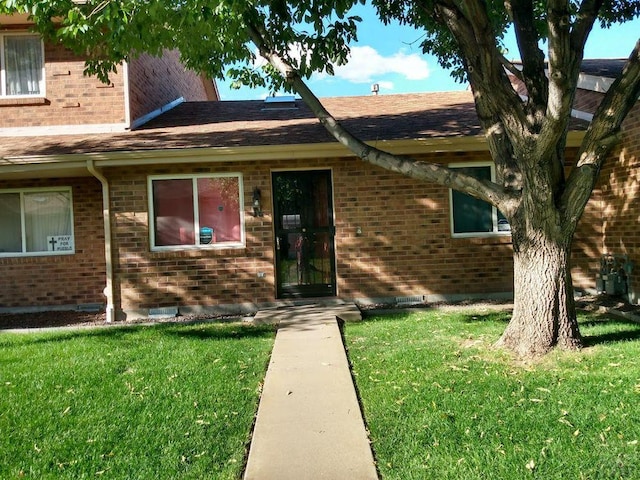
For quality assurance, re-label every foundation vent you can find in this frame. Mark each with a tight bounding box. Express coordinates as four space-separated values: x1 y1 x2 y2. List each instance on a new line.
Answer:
395 295 427 306
148 307 179 319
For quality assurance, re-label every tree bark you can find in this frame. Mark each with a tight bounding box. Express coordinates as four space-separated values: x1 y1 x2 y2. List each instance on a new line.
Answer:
496 230 582 357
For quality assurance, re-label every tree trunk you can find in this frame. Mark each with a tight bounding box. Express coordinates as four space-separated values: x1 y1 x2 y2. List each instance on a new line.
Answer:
496 233 582 357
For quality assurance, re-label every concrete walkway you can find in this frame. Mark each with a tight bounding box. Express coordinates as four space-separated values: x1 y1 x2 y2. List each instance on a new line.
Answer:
244 303 378 479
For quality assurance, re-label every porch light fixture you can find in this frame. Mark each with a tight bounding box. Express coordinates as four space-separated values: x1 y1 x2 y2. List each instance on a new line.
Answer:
252 187 263 217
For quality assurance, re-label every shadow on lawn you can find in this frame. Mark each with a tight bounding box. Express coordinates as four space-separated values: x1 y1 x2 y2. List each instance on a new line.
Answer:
161 322 275 340
580 315 640 347
0 321 275 348
583 328 640 346
458 311 511 324
459 310 640 348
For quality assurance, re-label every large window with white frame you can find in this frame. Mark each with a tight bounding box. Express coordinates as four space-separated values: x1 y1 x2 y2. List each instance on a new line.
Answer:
149 174 245 250
449 163 510 237
0 188 75 256
0 33 45 97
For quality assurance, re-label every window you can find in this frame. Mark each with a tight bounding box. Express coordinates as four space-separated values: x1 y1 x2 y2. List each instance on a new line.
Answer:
0 34 45 97
449 163 510 237
149 174 245 250
0 188 74 256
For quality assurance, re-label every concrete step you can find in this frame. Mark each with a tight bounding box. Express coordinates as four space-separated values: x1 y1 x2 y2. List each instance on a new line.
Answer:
253 302 362 325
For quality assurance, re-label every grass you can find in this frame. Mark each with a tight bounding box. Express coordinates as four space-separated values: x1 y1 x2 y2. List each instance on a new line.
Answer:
0 321 275 479
345 309 640 480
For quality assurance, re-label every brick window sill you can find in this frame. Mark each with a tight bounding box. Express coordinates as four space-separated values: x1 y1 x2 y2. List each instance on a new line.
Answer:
0 97 50 107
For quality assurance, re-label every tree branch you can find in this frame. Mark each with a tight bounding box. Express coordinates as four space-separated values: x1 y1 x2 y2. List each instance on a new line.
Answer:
244 20 512 210
570 0 604 55
538 0 582 192
505 0 548 109
546 0 574 120
499 52 525 83
561 39 640 232
424 1 530 142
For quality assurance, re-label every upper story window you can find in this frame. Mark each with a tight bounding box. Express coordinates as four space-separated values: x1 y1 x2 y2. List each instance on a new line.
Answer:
0 188 75 257
449 163 511 237
0 33 45 97
149 174 245 251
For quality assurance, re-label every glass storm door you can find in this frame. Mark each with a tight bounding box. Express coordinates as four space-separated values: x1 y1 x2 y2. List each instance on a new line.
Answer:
273 170 336 298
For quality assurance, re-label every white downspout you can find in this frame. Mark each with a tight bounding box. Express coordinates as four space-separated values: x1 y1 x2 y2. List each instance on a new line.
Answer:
123 60 132 130
87 160 115 323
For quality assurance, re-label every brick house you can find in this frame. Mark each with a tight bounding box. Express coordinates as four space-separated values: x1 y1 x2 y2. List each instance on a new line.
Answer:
0 13 636 320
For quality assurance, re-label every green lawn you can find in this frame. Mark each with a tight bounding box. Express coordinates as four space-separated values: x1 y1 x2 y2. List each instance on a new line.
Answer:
0 322 275 479
346 309 640 480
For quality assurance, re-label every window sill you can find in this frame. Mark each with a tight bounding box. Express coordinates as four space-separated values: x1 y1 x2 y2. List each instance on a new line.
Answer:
451 233 513 245
0 97 49 107
151 243 246 253
452 231 512 238
0 250 75 258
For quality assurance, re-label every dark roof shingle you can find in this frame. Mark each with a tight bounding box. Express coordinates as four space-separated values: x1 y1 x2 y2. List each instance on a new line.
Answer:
1 91 482 158
579 59 627 79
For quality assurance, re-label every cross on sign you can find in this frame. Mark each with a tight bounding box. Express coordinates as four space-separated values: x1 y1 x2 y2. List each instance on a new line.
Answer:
48 237 58 250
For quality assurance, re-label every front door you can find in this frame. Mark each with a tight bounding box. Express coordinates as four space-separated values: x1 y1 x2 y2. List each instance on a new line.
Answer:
272 170 336 298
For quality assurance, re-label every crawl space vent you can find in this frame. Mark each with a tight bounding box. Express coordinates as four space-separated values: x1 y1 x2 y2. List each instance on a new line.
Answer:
395 295 427 306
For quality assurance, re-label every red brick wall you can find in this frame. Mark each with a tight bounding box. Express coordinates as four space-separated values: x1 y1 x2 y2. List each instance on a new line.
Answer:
332 152 514 300
572 181 604 291
0 39 127 127
0 31 212 129
105 153 516 317
107 163 274 317
598 103 640 302
3 144 618 315
0 177 106 310
127 50 211 123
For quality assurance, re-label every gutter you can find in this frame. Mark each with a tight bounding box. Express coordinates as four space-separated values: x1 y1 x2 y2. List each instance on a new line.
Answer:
86 160 115 323
1 131 587 166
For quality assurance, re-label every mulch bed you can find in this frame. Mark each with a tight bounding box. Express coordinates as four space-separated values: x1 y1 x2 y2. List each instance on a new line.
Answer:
0 311 107 330
1 294 639 331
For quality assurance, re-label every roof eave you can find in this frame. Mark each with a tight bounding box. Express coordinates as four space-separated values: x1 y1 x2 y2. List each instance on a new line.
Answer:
0 132 586 179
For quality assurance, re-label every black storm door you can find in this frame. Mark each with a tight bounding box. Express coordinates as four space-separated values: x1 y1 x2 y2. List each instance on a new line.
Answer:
272 170 336 298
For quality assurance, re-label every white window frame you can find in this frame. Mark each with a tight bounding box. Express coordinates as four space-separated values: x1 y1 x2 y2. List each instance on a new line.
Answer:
0 187 75 257
0 32 46 98
449 162 511 238
148 173 246 251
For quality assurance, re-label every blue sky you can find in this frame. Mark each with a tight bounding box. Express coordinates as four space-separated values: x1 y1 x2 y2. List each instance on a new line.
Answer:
218 5 640 100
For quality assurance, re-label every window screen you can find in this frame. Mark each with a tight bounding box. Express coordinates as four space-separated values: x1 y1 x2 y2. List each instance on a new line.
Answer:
450 165 510 236
0 189 74 256
150 174 244 249
2 35 44 96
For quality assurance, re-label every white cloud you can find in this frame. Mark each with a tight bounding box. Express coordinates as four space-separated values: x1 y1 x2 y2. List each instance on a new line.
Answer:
375 80 395 91
331 46 430 83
